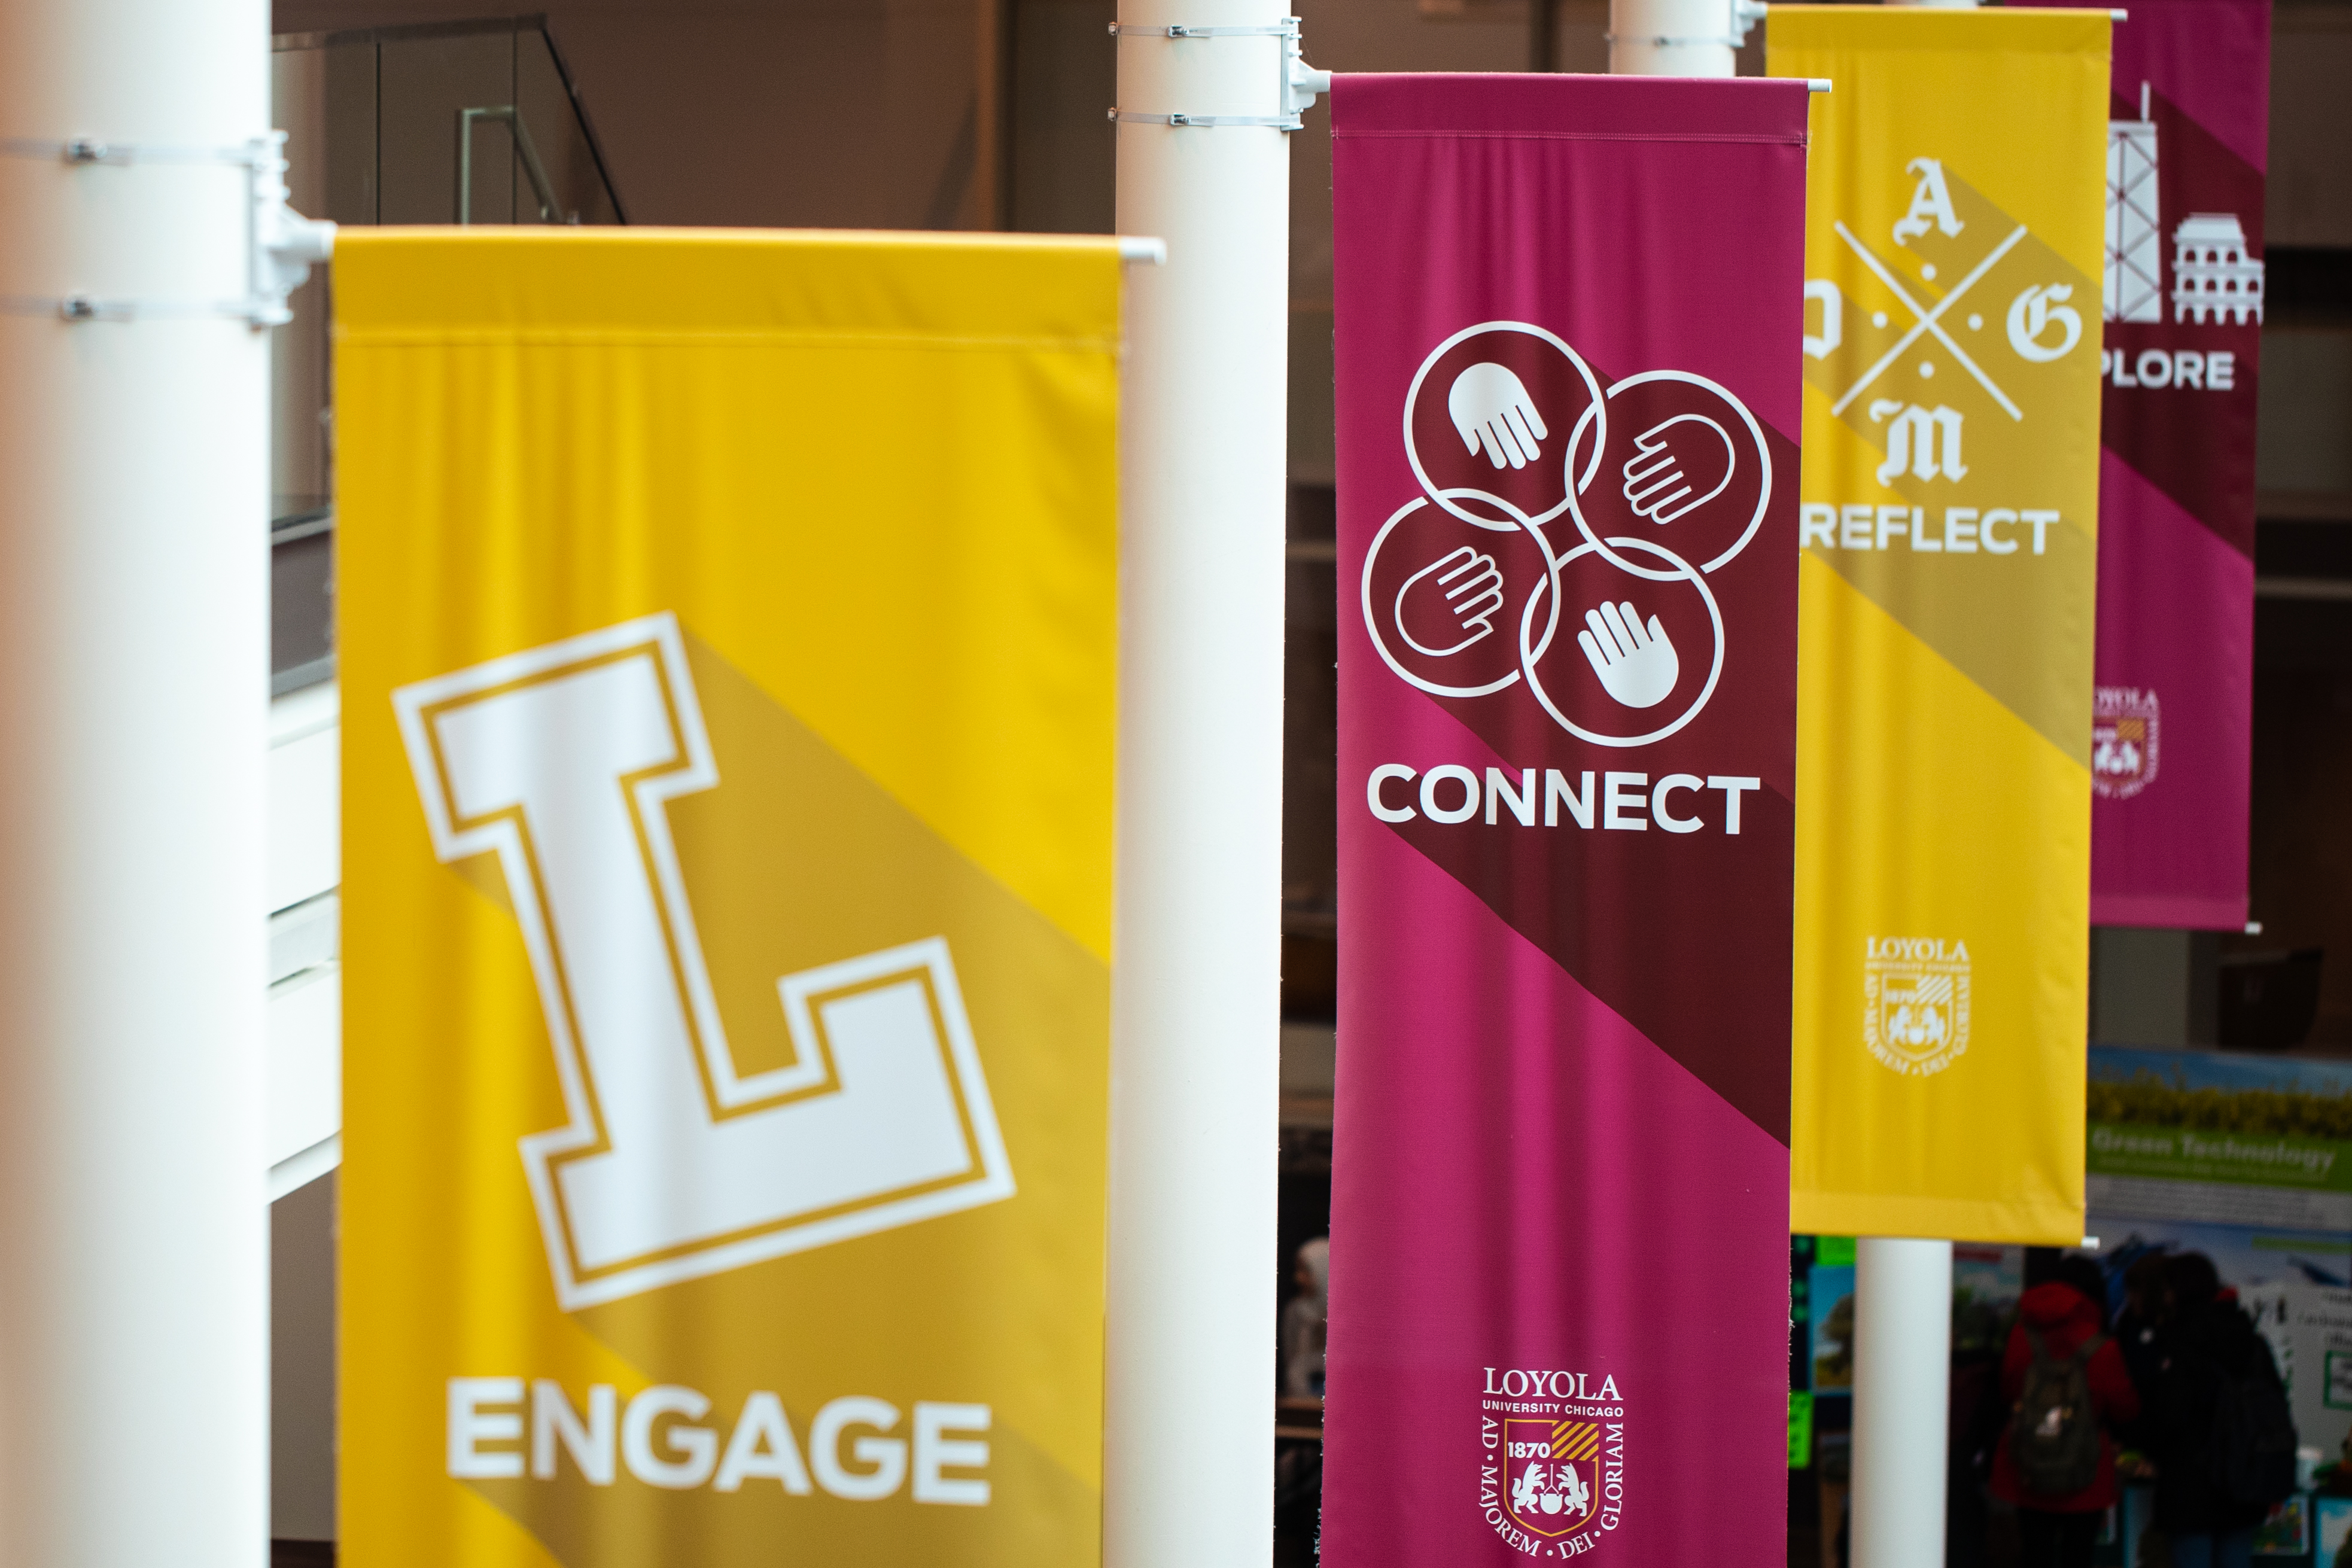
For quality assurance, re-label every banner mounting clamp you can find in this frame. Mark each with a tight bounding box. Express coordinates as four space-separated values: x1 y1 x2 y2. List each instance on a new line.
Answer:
1108 14 1329 132
0 130 331 328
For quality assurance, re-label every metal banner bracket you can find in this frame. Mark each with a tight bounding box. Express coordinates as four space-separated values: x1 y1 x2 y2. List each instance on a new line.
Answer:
0 130 334 327
1108 14 1330 132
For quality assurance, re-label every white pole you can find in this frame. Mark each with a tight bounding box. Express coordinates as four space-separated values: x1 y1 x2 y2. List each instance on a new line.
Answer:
1842 10 1967 1559
1823 0 1962 1552
0 0 271 1561
1608 0 1745 77
1851 1237 1954 1568
1106 3 1297 1564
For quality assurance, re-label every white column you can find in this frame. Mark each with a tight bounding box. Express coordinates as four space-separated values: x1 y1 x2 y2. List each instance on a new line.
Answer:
1608 0 1741 76
0 0 271 1562
1851 1237 1954 1568
1106 4 1293 1565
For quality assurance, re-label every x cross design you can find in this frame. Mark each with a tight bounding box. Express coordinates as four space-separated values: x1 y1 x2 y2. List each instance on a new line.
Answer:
1828 220 2029 423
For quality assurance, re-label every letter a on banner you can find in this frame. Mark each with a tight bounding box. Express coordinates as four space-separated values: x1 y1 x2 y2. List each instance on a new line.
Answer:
2013 0 2270 930
334 232 1123 1566
1323 75 1811 1563
1770 10 2112 1243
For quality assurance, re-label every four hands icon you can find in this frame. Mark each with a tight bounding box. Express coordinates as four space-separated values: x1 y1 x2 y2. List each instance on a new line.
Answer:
1447 361 1549 471
1386 337 1756 729
1577 600 1679 710
1397 544 1507 656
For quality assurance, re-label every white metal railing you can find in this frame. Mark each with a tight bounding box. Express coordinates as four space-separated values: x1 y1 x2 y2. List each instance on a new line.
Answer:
267 680 340 1199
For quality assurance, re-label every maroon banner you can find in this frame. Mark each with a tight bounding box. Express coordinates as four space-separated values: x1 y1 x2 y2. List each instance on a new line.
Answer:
1322 75 1810 1565
2019 0 2269 929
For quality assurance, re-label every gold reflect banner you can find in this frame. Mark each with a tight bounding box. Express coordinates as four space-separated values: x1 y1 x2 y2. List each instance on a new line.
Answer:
1771 11 2110 1243
337 230 1123 1566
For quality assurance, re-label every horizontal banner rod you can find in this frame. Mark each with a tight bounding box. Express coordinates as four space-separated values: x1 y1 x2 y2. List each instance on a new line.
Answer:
1107 108 1301 129
0 133 264 165
1108 20 1298 37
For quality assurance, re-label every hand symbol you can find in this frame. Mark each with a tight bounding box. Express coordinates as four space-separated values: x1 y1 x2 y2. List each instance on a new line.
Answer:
1397 545 1507 657
1577 600 1679 709
1447 361 1548 470
1621 415 1735 525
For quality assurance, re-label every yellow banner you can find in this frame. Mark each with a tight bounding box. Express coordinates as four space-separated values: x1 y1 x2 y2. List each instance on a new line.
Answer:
336 230 1123 1566
1770 11 2109 1243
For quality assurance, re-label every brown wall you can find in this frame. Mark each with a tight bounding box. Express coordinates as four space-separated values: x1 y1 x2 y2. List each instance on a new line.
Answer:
275 0 993 230
2272 1 2352 247
2238 593 2352 1045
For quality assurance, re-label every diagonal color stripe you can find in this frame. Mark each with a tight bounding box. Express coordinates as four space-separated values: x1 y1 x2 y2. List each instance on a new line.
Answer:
1808 528 2094 768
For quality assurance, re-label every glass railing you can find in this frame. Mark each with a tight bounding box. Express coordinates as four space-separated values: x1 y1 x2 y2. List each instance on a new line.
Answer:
268 15 625 690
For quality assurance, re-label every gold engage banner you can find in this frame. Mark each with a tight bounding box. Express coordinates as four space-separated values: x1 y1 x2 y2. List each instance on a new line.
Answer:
336 230 1123 1567
1770 11 2110 1243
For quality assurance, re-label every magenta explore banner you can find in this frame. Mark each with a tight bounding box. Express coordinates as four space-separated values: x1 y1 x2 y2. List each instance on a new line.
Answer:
1322 75 1811 1565
2019 0 2270 929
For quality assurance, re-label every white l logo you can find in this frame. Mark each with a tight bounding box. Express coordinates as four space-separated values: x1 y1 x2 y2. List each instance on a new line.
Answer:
394 612 1014 1310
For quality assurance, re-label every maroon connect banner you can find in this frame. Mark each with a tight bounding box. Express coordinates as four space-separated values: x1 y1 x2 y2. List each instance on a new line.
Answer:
1322 76 1810 1565
2021 0 2270 928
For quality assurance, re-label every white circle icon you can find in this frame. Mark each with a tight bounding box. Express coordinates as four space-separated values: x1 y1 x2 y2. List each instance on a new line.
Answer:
1401 321 1605 534
1518 536 1724 749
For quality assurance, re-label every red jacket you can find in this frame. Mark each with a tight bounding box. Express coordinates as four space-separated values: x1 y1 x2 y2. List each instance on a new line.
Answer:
1992 1282 2143 1512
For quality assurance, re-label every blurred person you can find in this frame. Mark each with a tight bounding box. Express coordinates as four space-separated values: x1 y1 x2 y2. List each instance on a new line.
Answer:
1948 1331 2006 1568
1283 1237 1329 1398
2114 1250 2173 1400
1992 1255 2141 1568
2144 1253 2296 1568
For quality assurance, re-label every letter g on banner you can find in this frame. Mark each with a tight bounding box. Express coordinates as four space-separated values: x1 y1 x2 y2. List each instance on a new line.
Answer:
2006 284 2082 363
394 611 1017 1310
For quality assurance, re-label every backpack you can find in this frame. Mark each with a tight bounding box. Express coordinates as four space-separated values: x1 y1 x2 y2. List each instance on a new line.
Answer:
2208 1348 2298 1506
2009 1329 2105 1496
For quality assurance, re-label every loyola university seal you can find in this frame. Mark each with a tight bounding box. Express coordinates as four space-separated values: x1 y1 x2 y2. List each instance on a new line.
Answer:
1863 937 1971 1077
2091 686 2161 800
1480 1368 1626 1558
